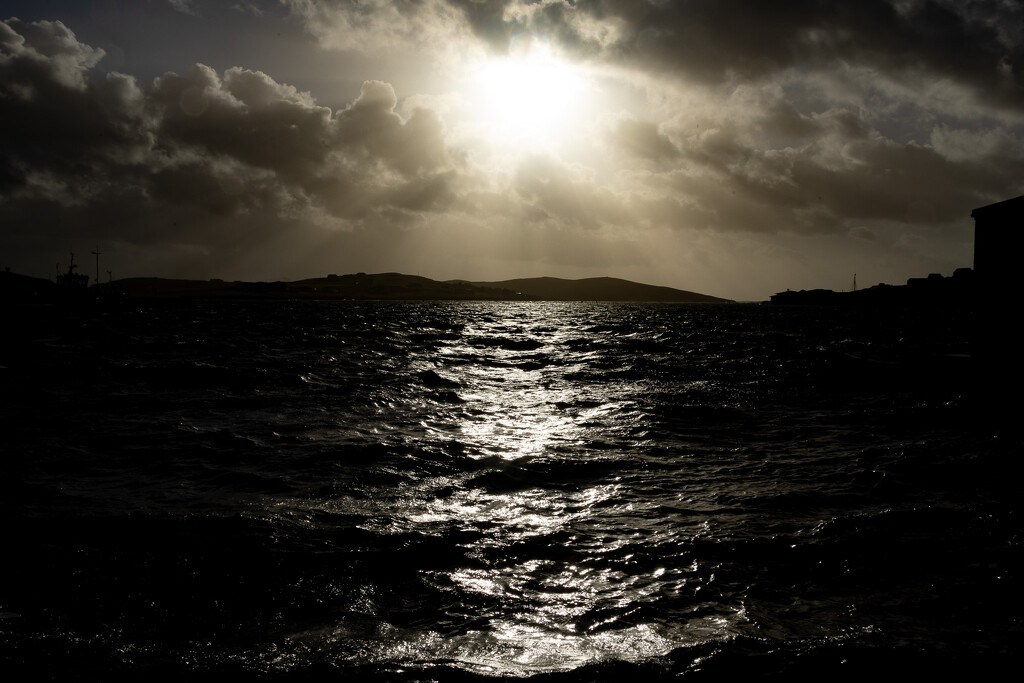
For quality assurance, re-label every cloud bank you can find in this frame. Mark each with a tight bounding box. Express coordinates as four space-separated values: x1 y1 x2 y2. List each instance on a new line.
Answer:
2 2 1023 299
0 17 465 272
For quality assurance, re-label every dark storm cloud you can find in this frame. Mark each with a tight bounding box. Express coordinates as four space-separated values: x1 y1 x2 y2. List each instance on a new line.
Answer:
512 155 629 229
296 0 1022 109
0 18 134 184
150 64 336 183
606 116 681 162
3 3 1022 297
549 0 1023 109
0 17 460 254
335 80 452 176
641 101 1024 234
447 0 515 51
282 0 522 54
281 0 1024 235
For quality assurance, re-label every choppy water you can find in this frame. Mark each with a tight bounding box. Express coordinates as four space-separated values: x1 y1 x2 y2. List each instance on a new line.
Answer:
1 300 1020 680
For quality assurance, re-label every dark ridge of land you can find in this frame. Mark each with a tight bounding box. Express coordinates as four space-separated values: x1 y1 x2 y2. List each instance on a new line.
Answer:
0 271 55 299
768 268 976 307
465 276 733 302
103 273 533 301
1 270 730 303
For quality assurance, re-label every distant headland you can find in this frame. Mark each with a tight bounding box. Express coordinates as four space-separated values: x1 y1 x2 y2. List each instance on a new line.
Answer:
0 270 732 303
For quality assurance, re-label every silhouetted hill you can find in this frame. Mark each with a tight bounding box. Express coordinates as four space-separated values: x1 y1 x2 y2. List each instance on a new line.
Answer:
291 273 532 300
98 273 530 300
4 270 729 303
0 271 55 300
468 276 732 302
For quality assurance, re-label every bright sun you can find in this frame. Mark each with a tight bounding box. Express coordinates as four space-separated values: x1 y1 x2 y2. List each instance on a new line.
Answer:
468 35 589 148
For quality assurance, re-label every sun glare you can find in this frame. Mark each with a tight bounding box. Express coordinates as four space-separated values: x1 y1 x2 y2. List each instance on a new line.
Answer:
468 35 590 148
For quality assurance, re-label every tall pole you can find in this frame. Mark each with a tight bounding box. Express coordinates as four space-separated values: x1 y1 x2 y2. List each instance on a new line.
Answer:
91 246 101 286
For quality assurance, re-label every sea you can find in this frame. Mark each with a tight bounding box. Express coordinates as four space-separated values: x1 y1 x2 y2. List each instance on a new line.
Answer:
1 299 1020 681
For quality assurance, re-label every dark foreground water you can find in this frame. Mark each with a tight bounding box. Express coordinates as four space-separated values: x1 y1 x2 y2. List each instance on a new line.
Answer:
1 300 1020 680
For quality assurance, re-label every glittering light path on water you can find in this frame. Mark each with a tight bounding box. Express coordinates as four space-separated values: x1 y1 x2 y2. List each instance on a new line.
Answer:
3 300 1012 680
257 303 746 676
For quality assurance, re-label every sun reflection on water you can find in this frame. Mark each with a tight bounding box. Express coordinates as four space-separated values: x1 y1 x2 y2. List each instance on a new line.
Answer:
458 381 580 460
293 306 746 676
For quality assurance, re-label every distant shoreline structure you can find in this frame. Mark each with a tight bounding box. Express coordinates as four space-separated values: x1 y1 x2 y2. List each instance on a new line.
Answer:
768 193 1024 307
768 268 976 307
0 271 732 304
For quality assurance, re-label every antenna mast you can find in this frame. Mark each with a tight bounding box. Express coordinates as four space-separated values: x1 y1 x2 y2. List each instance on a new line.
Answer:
91 246 102 286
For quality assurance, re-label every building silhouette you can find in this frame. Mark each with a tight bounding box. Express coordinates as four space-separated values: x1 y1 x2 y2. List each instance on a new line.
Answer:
971 194 1024 380
972 194 1024 291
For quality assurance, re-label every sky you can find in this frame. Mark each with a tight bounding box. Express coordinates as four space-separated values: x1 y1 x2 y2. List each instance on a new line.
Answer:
1 1 1022 301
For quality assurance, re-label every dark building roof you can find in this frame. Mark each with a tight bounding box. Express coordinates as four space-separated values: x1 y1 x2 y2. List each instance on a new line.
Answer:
971 194 1024 219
